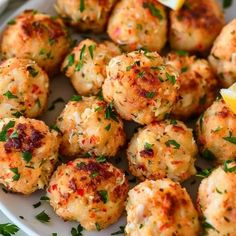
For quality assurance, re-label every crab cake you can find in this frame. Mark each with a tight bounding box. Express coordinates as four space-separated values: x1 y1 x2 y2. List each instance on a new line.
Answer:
196 99 236 164
209 19 236 87
165 52 218 120
102 50 180 125
127 120 197 182
126 179 200 236
62 39 121 96
0 10 70 75
0 117 59 195
47 158 129 231
107 0 167 52
197 162 236 236
55 0 117 33
0 58 49 119
56 96 125 157
169 0 224 53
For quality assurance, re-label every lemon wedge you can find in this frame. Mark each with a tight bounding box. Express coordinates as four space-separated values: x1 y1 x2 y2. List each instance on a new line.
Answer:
157 0 185 10
221 83 236 114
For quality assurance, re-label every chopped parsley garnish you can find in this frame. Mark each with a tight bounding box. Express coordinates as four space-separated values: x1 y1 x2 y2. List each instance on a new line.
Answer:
223 160 236 173
3 91 17 99
199 113 204 132
71 224 83 236
126 61 140 71
202 149 216 161
48 97 65 111
97 90 104 101
48 38 56 45
196 168 212 178
63 54 75 72
0 120 15 141
27 66 39 77
96 155 106 163
143 2 163 20
165 140 180 149
223 135 236 144
79 0 85 12
50 124 61 133
0 223 19 236
146 91 155 99
71 95 82 101
7 19 16 25
111 226 125 235
11 111 24 118
166 73 176 84
10 168 20 181
105 102 118 122
170 119 177 125
181 67 188 73
33 202 42 208
22 151 32 163
105 123 111 131
223 0 232 8
144 142 153 150
98 190 108 203
75 45 86 71
175 50 188 56
90 172 99 178
138 71 145 78
36 98 41 108
35 211 50 223
95 223 101 231
40 196 50 201
202 219 219 234
216 188 223 194
88 44 95 59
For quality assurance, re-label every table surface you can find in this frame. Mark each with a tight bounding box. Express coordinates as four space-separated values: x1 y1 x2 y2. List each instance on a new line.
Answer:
0 2 29 235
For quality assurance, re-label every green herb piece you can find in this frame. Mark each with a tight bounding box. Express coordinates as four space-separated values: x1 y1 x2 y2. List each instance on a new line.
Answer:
90 172 99 178
95 223 101 231
166 73 176 84
0 120 15 141
138 71 145 78
97 90 104 101
50 124 61 133
3 91 17 99
48 38 56 45
181 67 188 73
175 50 188 56
216 188 223 194
165 140 180 149
27 66 39 77
36 98 41 108
223 160 236 173
223 0 232 8
146 91 155 99
11 111 23 118
48 97 65 111
223 136 236 144
202 149 216 161
202 220 219 234
71 224 83 236
22 151 32 163
88 44 95 59
71 95 82 101
75 61 83 71
96 156 106 163
79 0 85 12
199 113 204 132
7 19 16 25
105 103 118 122
0 223 19 236
144 142 153 150
111 226 125 235
33 202 42 208
105 123 111 131
63 54 75 72
35 211 50 223
126 61 141 71
77 162 86 168
52 233 57 236
143 2 163 20
196 168 212 178
98 190 108 203
10 168 20 181
170 119 177 125
94 106 103 112
40 196 50 201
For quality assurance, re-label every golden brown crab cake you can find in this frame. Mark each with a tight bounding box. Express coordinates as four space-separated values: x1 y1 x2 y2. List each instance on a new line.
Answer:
196 99 236 164
0 117 59 195
0 10 70 75
127 120 197 182
102 50 180 125
0 58 49 119
107 0 167 52
55 0 118 33
126 179 200 236
165 52 218 120
209 19 236 88
56 96 125 157
197 162 236 236
169 0 224 53
47 158 129 231
62 39 121 96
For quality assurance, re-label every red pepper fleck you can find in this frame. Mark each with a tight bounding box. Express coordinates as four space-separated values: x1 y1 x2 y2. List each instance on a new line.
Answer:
77 189 84 196
52 184 57 191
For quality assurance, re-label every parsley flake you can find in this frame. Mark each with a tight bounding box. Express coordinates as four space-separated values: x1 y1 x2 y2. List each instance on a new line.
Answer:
3 91 17 99
35 211 50 223
10 168 20 181
165 140 180 149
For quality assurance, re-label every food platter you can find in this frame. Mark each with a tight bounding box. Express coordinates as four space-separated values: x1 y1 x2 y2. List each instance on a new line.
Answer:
0 0 235 236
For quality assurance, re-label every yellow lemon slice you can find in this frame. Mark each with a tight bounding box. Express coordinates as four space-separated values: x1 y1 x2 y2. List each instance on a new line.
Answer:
221 83 236 114
157 0 185 10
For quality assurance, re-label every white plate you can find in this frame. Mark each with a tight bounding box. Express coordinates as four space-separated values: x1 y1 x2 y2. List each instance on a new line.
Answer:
0 0 235 236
